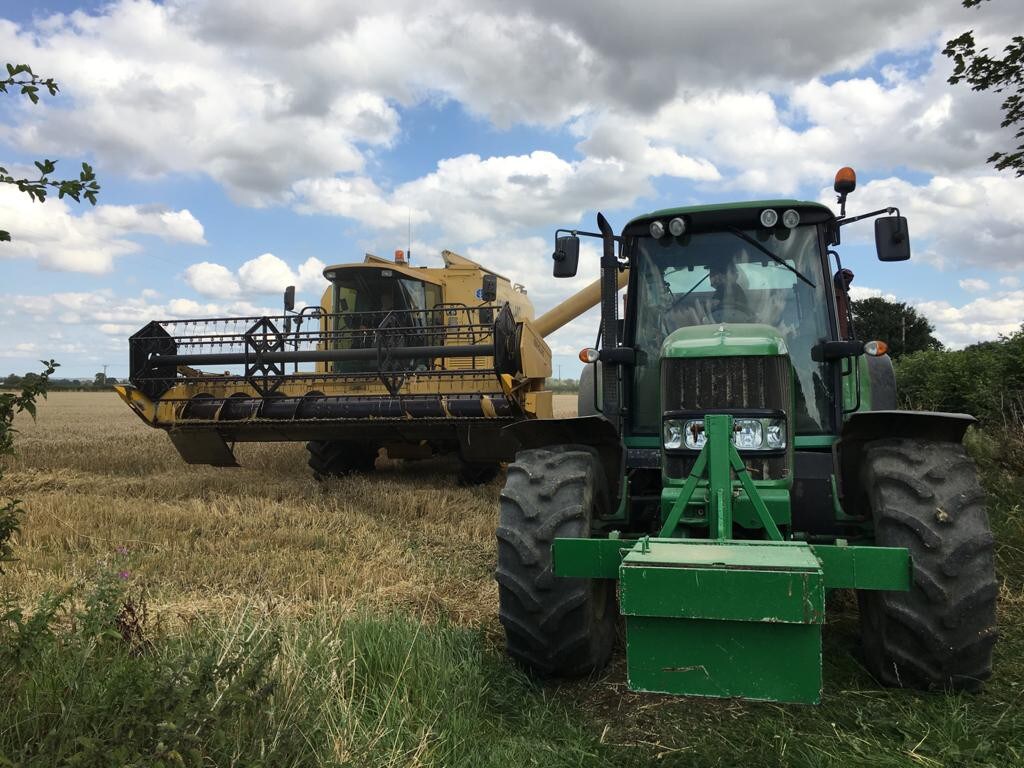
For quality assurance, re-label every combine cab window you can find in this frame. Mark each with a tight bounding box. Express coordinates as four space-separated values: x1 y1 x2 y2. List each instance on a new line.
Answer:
329 268 438 372
631 226 835 435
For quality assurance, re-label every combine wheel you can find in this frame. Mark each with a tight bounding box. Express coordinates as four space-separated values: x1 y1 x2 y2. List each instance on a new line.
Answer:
306 440 378 479
858 438 998 692
496 447 616 677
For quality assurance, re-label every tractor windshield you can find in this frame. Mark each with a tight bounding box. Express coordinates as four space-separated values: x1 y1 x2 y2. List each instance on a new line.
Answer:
630 225 836 435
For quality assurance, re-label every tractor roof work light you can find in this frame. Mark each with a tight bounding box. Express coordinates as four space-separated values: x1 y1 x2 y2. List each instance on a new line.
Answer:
760 209 779 227
834 166 857 217
834 166 857 195
782 209 801 229
668 217 687 236
649 220 666 239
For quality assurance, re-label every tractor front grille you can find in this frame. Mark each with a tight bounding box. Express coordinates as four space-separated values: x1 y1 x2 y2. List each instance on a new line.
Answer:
662 355 790 480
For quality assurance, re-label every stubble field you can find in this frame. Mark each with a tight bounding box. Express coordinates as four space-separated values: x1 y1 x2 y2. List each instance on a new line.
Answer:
4 392 1024 767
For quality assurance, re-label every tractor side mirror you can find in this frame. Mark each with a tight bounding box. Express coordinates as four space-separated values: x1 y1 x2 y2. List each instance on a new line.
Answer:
283 285 296 312
875 216 911 262
552 235 580 278
480 274 498 302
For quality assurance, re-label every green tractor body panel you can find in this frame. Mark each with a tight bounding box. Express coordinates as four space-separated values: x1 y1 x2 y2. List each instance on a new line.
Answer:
661 323 789 359
620 539 825 703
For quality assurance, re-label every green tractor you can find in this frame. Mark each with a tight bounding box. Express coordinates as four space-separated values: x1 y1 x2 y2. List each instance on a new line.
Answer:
495 168 997 704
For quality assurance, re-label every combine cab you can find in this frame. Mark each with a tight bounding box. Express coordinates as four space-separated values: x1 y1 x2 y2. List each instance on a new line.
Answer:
117 249 621 482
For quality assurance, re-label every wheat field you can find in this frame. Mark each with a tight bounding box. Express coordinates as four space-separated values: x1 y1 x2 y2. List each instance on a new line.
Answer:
5 392 1024 767
6 392 583 631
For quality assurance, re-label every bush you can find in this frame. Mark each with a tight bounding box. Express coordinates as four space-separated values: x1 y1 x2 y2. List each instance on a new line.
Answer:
896 325 1024 426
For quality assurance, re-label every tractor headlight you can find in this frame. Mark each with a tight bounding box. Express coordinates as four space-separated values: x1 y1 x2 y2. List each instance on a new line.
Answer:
663 419 684 450
683 420 707 450
662 416 786 451
765 421 786 449
733 419 764 450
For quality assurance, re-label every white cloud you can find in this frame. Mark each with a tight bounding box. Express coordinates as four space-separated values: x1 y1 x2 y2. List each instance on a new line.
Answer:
9 1 1009 207
0 186 205 273
294 148 716 244
236 253 326 294
839 175 1024 269
1000 276 1021 289
917 291 1024 348
181 253 328 300
849 285 898 302
183 261 240 297
959 278 990 293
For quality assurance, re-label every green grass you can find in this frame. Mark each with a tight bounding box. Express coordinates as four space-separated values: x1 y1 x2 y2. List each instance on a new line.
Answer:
2 596 613 767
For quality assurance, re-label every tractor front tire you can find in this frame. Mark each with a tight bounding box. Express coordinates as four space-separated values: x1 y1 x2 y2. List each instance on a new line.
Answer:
306 440 378 479
495 447 616 677
858 438 998 692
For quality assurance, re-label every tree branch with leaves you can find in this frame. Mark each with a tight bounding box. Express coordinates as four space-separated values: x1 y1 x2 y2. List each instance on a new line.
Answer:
944 1 1024 177
0 63 100 241
0 361 58 572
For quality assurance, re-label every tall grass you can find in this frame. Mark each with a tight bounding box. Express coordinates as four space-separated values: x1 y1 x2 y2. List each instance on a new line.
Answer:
2 588 608 766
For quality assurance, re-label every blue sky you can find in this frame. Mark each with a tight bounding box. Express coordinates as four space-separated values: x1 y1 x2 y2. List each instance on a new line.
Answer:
2 0 1023 378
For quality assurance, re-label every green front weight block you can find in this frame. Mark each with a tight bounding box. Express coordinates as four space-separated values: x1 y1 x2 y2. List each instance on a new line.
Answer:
619 539 825 704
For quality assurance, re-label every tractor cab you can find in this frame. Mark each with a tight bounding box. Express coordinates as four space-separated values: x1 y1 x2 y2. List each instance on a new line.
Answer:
626 202 839 438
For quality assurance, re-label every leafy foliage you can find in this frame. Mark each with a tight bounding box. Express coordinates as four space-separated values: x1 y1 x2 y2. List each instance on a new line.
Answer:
944 1 1024 176
0 360 57 571
851 296 943 358
0 63 100 242
896 324 1024 426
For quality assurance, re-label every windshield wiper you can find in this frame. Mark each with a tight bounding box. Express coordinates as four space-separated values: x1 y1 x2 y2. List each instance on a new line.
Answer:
726 227 816 288
670 270 711 304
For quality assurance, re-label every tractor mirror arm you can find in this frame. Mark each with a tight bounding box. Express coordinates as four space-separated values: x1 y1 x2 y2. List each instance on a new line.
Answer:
836 206 899 227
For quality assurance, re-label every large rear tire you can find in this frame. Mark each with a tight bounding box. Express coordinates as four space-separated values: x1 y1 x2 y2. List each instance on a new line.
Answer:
306 440 378 479
495 447 616 677
858 438 998 692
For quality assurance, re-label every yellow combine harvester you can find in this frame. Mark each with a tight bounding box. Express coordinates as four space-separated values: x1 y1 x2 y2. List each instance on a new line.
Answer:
116 248 622 483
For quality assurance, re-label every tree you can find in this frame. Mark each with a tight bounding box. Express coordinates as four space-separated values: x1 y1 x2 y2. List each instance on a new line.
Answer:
0 63 100 241
1 361 57 571
851 297 943 358
944 1 1024 176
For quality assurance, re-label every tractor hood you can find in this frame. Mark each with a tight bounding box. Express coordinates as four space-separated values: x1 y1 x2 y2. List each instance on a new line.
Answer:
661 324 789 360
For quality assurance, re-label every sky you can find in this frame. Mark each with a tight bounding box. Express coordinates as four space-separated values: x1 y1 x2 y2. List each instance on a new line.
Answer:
1 0 1023 379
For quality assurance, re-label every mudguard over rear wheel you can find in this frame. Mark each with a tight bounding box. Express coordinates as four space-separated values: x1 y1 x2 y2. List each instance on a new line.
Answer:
495 447 616 677
858 438 998 692
306 440 378 479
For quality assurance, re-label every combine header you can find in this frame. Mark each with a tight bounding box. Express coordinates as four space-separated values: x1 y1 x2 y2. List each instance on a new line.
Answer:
496 168 997 703
117 249 622 482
